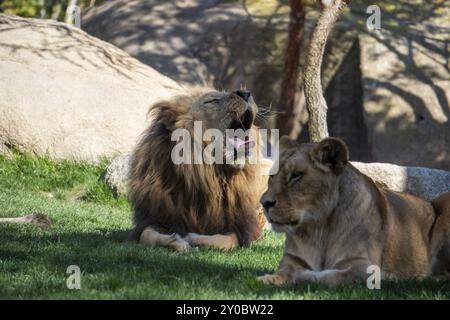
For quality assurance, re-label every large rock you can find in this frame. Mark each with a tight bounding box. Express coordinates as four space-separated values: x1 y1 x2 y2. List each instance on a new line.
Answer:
306 3 450 170
355 2 450 171
104 154 450 202
0 14 181 162
83 0 450 170
102 153 132 197
353 162 450 201
82 0 288 108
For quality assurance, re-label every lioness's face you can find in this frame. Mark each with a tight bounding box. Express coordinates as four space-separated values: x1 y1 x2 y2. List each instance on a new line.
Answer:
190 90 258 133
260 137 349 232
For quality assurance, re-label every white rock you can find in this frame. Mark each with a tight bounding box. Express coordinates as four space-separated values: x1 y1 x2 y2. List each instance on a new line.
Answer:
0 14 181 162
102 154 132 197
353 162 450 201
104 156 450 201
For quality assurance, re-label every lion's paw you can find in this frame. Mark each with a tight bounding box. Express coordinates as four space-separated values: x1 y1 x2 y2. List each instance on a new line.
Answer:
257 274 287 286
169 233 191 252
184 233 199 245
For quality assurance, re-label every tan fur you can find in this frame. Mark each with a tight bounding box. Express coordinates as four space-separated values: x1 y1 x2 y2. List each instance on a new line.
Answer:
429 193 450 276
0 213 51 228
185 233 239 251
259 137 450 286
140 226 191 252
129 88 267 251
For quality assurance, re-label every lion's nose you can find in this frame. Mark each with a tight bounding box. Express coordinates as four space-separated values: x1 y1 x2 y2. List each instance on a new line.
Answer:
261 200 277 212
234 90 251 102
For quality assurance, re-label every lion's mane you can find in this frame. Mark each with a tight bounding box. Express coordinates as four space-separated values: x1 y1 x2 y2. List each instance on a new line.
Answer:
129 91 266 246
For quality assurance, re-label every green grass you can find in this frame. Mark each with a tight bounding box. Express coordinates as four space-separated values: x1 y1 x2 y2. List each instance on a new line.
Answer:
0 152 449 299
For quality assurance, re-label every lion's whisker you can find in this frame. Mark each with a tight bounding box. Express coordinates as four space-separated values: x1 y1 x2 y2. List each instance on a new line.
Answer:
258 109 284 115
235 111 246 130
256 115 268 121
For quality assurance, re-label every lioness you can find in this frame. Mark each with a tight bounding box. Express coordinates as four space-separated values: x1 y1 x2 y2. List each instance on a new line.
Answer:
129 88 268 251
258 136 450 286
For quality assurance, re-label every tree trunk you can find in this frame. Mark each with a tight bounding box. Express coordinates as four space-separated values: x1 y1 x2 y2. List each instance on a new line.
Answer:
277 0 306 138
65 0 78 24
303 0 349 142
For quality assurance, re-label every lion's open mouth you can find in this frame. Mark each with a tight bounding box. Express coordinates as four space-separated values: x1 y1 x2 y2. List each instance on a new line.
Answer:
268 217 299 226
226 108 255 159
227 136 255 158
228 108 254 131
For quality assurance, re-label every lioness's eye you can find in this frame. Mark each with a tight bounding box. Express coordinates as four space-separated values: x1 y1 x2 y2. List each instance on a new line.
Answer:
204 99 220 105
288 172 303 184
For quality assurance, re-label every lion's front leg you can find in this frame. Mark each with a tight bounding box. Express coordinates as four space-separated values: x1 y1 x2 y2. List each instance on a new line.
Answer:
294 269 351 287
257 253 298 285
184 232 238 251
258 269 355 287
140 226 191 252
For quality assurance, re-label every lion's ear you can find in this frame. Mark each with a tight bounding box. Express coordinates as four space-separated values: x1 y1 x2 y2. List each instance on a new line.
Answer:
150 100 190 131
279 135 299 150
310 138 349 174
149 101 175 130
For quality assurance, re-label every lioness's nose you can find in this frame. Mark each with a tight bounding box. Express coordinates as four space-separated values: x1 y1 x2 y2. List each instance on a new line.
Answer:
261 200 277 212
234 90 251 102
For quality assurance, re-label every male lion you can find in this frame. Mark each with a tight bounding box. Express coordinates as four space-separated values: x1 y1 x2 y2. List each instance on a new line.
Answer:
129 88 268 251
258 136 450 286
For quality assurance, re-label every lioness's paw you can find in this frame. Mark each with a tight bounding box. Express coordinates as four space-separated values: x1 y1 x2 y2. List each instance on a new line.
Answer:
169 233 191 252
257 274 287 285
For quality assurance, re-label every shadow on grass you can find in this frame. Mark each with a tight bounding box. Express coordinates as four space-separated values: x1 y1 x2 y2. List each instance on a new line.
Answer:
1 227 450 299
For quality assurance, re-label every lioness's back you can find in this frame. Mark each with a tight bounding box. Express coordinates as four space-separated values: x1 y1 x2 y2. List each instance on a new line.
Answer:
381 189 435 276
429 192 450 275
384 190 435 230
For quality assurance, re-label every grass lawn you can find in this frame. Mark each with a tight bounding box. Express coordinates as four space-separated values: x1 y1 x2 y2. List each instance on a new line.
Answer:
0 152 449 299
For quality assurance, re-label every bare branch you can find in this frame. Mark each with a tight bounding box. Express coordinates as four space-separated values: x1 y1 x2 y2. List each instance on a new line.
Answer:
303 0 350 142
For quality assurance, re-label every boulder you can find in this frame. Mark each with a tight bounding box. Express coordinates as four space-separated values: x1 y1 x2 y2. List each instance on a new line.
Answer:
353 162 450 201
357 5 450 171
0 14 181 162
82 0 450 170
82 0 288 108
102 153 132 197
104 154 450 201
322 3 450 170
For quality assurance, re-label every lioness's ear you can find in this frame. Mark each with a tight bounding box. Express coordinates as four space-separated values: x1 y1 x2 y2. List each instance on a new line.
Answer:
279 135 299 150
310 138 349 174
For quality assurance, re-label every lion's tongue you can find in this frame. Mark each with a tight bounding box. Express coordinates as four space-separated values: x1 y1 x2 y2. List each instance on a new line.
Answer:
227 137 255 152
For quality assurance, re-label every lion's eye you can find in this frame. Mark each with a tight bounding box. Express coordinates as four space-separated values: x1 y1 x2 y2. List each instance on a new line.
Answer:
204 99 220 105
288 172 303 184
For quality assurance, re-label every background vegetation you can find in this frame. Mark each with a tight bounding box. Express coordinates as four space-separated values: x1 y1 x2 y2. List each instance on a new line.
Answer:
0 0 106 20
